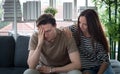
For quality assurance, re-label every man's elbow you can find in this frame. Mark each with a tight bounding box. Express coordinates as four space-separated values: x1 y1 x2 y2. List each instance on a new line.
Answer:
27 60 36 69
78 64 82 70
74 62 81 70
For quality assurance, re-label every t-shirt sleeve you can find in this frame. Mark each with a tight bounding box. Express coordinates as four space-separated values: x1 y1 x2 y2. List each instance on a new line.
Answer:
65 32 79 53
28 32 38 50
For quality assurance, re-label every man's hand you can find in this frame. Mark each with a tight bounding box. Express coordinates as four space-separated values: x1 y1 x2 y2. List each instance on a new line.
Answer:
37 26 44 47
37 66 52 74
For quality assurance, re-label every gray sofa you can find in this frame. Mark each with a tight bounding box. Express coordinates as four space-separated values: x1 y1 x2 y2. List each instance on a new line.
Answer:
0 36 29 74
0 36 120 74
110 60 120 74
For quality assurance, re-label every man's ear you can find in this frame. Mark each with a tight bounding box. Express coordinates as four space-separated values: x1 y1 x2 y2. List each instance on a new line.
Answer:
54 23 57 27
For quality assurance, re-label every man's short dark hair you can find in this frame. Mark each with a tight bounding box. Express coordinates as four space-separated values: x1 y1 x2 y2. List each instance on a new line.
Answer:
36 13 56 27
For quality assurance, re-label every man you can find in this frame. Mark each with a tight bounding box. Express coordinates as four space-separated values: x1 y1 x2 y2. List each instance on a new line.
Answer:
23 13 82 74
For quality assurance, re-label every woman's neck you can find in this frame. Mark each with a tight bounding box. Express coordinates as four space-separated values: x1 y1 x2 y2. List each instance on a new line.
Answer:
83 31 91 37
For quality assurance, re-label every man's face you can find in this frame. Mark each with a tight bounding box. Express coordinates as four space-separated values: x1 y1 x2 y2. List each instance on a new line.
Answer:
38 23 56 42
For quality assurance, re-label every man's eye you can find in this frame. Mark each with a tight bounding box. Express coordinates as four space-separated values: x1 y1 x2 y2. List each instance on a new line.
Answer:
46 30 51 33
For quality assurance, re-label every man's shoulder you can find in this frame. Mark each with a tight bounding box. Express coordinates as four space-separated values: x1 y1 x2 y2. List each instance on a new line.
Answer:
57 24 78 38
32 31 38 36
58 27 73 39
30 31 38 39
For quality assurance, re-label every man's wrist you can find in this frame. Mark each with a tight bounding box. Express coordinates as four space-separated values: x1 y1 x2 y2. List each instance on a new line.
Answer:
49 67 56 73
49 67 52 73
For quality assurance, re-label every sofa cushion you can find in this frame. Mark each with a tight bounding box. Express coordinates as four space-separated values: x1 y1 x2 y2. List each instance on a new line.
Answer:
0 36 15 67
110 59 120 74
110 59 120 68
0 67 27 74
14 36 30 67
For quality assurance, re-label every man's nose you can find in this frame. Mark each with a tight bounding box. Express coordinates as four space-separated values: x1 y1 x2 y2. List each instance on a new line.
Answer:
44 33 48 37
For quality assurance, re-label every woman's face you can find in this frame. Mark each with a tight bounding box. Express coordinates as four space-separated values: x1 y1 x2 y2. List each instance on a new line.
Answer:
79 16 88 33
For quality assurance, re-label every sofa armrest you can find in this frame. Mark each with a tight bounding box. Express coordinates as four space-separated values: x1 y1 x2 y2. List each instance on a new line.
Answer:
110 59 120 74
0 36 15 67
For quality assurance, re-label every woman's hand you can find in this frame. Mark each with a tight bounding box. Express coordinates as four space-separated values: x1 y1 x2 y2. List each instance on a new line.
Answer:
61 27 72 38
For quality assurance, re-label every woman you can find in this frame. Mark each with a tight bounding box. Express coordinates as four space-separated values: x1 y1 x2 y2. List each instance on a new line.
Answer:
68 9 114 74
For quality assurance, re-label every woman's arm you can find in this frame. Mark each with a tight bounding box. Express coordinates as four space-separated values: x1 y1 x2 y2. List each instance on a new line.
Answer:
97 62 108 74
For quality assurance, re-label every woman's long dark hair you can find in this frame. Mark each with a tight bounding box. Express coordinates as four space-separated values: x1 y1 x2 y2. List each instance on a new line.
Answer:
77 9 109 53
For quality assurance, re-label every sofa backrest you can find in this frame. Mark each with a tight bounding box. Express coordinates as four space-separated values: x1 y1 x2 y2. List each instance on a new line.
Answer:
0 36 15 67
14 36 30 68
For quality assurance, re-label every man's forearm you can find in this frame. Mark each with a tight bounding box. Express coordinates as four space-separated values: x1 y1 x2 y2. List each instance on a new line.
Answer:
27 45 42 69
51 62 81 73
51 51 81 73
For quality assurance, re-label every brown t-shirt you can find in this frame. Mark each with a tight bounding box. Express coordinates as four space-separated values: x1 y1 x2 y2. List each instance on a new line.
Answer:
28 29 78 67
